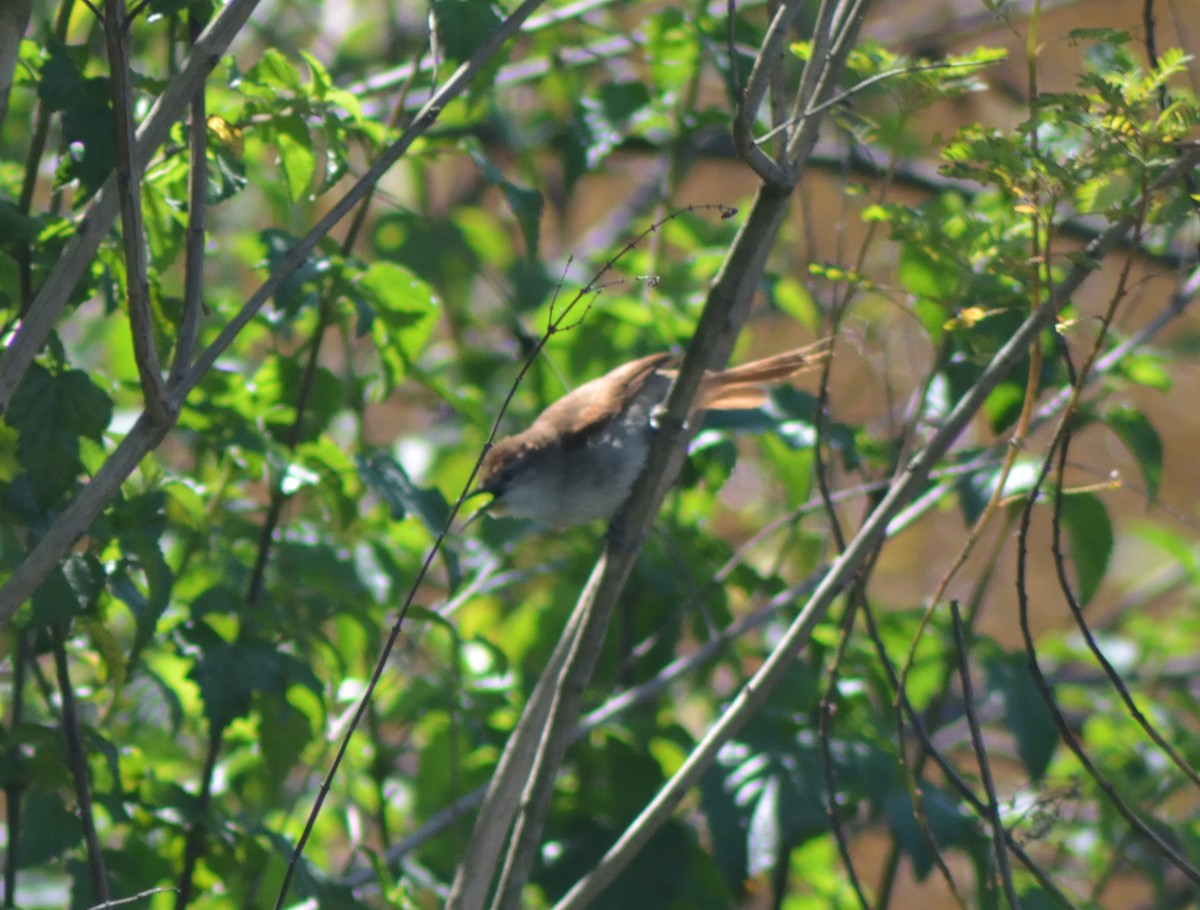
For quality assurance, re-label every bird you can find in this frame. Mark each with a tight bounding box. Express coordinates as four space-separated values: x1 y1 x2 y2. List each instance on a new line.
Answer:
470 341 828 528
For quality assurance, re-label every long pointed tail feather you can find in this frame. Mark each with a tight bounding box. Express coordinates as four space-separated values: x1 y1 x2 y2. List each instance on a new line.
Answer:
697 340 830 410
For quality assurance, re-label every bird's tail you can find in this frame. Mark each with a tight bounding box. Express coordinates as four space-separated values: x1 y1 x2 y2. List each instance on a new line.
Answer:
697 339 831 410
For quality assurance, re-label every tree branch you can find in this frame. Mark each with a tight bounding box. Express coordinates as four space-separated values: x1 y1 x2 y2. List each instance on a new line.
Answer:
167 12 209 388
52 625 110 904
103 0 168 422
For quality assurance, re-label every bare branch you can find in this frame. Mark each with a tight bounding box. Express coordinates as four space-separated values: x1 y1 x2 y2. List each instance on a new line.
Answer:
732 0 804 185
0 0 31 137
950 602 1023 910
167 12 210 388
52 625 110 903
103 0 167 421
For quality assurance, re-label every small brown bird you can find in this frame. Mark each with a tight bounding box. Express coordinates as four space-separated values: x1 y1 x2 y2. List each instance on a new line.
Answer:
472 343 827 528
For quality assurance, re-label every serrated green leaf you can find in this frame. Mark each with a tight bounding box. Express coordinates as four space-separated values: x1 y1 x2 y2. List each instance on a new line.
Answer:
358 260 438 385
248 47 303 94
186 624 321 730
30 555 105 627
1058 491 1113 605
8 364 113 506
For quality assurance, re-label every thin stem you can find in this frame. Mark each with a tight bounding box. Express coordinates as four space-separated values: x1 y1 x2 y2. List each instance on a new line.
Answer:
174 729 222 909
949 602 1022 910
51 624 110 903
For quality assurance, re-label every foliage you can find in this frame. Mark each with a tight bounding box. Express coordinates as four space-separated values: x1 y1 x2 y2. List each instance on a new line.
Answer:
0 1 1199 909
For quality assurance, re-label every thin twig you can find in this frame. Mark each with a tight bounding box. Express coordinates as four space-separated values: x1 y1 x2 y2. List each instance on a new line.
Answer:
51 624 110 903
174 728 222 909
1015 380 1200 885
3 633 27 907
858 603 1084 910
86 887 179 909
818 598 875 910
950 602 1022 910
731 0 803 185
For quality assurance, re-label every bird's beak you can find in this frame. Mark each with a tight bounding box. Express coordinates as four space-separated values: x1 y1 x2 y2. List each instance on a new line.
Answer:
460 487 499 530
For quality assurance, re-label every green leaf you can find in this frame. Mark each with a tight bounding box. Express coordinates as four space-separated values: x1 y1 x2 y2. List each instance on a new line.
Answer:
30 555 105 627
430 0 503 62
0 198 43 242
1104 407 1162 503
7 364 113 506
467 145 543 259
580 82 653 168
357 260 439 389
108 492 174 655
680 432 736 493
985 651 1059 781
1118 351 1171 390
185 624 321 730
1058 491 1113 605
259 228 329 316
746 774 782 876
357 452 450 533
268 113 316 202
38 43 117 196
246 47 303 94
13 791 82 867
884 785 979 879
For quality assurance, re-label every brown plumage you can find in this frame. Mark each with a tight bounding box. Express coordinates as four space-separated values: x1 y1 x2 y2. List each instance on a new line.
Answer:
475 341 828 527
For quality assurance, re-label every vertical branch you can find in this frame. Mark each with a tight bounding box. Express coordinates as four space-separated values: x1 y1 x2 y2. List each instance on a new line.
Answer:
103 0 168 421
173 729 222 910
949 602 1022 910
168 11 210 388
3 634 28 907
817 598 874 910
51 624 110 904
0 0 31 136
12 0 75 313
